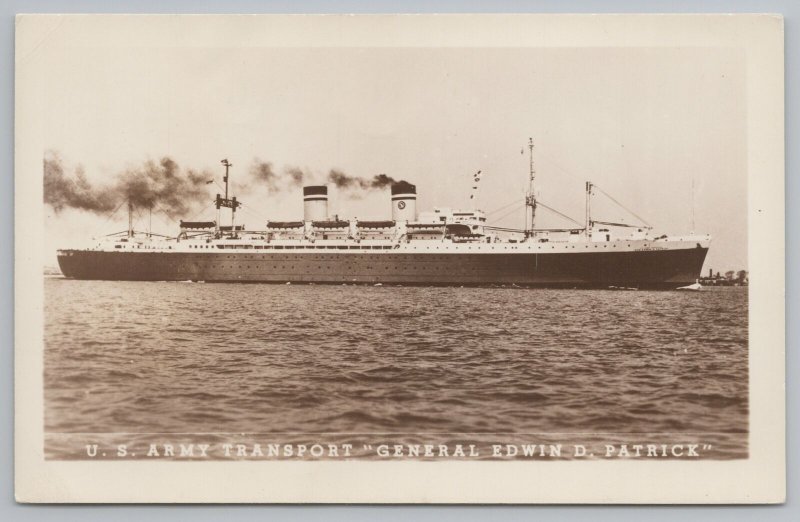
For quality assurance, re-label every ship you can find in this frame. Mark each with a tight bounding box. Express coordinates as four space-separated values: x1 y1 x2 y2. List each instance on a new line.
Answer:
56 141 710 288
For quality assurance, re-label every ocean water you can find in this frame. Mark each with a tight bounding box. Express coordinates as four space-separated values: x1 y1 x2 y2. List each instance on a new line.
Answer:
44 279 748 460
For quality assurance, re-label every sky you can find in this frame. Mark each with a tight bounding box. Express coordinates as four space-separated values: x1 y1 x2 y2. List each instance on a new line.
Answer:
39 21 747 272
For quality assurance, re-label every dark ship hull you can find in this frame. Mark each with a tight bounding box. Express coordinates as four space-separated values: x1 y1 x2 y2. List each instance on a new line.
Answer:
57 245 708 288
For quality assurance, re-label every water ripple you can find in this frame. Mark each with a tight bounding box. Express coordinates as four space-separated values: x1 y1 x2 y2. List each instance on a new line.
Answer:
44 281 748 458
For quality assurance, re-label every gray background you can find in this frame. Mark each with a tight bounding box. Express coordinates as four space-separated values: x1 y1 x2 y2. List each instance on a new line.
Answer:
2 0 796 519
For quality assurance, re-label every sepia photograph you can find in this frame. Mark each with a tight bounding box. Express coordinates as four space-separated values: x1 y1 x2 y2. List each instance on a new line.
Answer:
15 13 785 503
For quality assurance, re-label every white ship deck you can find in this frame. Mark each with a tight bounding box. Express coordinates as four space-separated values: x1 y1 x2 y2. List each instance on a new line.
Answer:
62 234 711 256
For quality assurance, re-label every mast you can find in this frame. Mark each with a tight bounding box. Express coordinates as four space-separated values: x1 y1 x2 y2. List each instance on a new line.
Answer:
585 181 592 237
525 137 537 238
215 179 221 236
215 158 241 238
231 195 238 236
222 158 230 200
127 199 133 238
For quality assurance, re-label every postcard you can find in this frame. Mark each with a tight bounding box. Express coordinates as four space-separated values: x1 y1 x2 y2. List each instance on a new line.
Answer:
15 13 785 503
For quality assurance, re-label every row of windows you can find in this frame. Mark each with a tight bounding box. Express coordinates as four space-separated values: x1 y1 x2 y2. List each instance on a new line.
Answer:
188 244 396 250
184 264 488 272
115 242 647 252
115 245 173 249
183 243 642 251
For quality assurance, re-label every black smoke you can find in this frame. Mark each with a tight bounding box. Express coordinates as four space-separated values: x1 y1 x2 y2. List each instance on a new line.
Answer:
370 173 397 188
246 161 308 192
44 152 213 218
246 160 405 195
45 151 414 217
327 170 399 190
249 159 280 191
285 166 307 186
117 157 212 217
44 152 117 213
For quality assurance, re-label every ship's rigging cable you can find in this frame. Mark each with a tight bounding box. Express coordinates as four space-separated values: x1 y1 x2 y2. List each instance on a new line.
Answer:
133 208 175 238
182 202 217 226
535 150 652 229
154 205 181 229
98 201 127 237
97 200 128 232
492 202 526 224
154 203 200 223
537 150 585 187
489 198 582 231
486 198 524 217
103 229 131 237
238 204 270 225
484 226 526 233
102 229 173 239
534 200 584 227
590 183 652 229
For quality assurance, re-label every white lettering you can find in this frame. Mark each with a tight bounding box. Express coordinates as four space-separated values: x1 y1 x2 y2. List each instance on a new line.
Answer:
521 445 536 457
310 444 324 458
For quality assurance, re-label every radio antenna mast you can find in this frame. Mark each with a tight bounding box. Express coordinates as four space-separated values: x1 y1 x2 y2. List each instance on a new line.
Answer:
585 181 592 237
215 159 241 238
525 138 537 238
127 199 133 238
